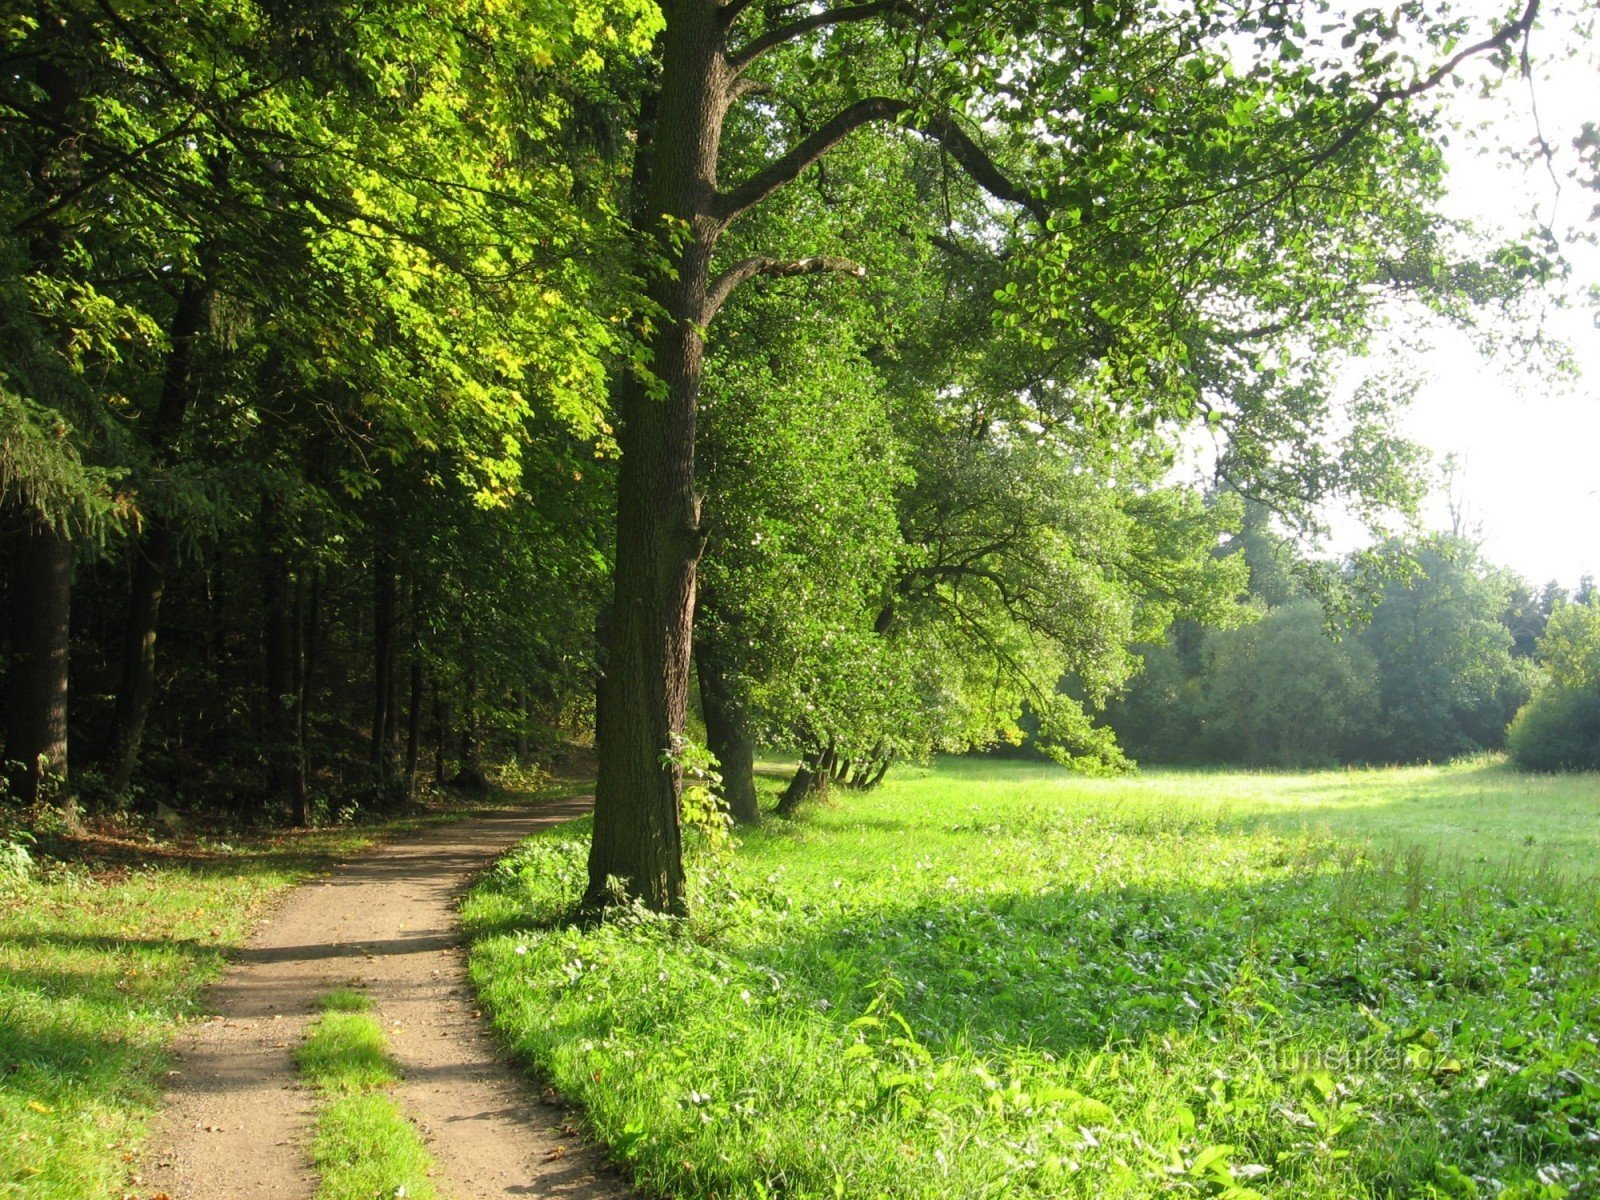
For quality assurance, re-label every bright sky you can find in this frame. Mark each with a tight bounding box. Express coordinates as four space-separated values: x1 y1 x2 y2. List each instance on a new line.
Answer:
1359 9 1599 588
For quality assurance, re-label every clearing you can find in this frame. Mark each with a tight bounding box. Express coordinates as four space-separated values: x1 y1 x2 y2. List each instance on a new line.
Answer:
466 756 1600 1200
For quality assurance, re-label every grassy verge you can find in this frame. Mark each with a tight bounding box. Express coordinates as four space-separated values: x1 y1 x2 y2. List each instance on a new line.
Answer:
466 758 1600 1200
0 781 576 1200
297 989 437 1200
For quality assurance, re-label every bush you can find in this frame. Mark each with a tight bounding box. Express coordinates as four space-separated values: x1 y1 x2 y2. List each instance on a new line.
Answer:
1507 683 1600 772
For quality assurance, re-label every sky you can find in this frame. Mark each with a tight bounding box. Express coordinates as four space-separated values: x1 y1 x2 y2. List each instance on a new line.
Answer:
1349 8 1599 588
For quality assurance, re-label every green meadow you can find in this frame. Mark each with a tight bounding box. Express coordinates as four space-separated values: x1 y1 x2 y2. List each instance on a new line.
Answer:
467 757 1600 1200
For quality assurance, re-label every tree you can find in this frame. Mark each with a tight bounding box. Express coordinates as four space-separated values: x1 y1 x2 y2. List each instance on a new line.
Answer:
1508 596 1600 772
2 0 654 816
1354 536 1530 762
1198 599 1379 766
585 0 1543 910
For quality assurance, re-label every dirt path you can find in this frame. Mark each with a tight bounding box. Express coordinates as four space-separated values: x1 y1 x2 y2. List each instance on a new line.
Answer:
139 795 629 1200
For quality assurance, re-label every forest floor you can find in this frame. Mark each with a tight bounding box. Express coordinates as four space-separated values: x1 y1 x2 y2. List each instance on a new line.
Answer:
0 785 632 1200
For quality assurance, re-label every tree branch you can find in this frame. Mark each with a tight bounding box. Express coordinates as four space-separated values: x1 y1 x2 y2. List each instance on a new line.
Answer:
713 96 907 220
714 98 1045 228
704 254 866 320
727 1 922 76
922 112 1050 224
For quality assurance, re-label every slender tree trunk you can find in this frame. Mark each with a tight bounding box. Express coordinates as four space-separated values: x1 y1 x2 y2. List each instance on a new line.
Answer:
102 280 207 795
698 650 759 824
293 569 317 825
4 519 73 812
454 677 487 792
262 516 302 819
587 2 732 914
432 682 450 787
370 549 396 784
5 59 79 817
514 689 529 763
405 658 423 793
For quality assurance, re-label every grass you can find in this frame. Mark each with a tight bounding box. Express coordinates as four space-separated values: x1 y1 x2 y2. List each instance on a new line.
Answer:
296 988 437 1200
465 756 1600 1200
0 782 572 1200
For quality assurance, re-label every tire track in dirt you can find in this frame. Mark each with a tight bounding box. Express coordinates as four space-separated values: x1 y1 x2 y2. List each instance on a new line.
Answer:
139 795 629 1199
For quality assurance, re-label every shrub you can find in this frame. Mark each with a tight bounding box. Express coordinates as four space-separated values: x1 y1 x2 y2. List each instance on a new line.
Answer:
1507 683 1600 772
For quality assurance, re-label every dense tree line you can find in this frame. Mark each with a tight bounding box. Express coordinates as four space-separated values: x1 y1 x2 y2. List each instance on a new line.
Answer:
1105 504 1594 768
2 0 1578 913
1 0 653 818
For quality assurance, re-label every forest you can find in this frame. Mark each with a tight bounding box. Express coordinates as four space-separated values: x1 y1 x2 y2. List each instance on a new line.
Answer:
4 0 1596 903
4 1 1600 1198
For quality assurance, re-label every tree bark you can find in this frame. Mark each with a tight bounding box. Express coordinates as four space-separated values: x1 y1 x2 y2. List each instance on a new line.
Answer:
698 650 759 824
102 279 207 796
453 677 488 792
262 513 304 821
775 755 821 817
513 689 529 763
370 549 396 784
4 519 73 811
432 683 451 787
405 657 423 794
586 2 734 914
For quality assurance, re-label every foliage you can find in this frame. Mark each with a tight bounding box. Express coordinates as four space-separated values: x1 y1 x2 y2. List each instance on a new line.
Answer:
1108 530 1538 768
1507 685 1600 774
1198 600 1378 767
1538 599 1600 690
466 758 1600 1200
1507 598 1600 773
0 0 655 816
1354 537 1531 762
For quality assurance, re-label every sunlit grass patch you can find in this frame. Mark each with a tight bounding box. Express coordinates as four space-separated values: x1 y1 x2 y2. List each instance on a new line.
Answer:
298 987 437 1200
466 759 1600 1200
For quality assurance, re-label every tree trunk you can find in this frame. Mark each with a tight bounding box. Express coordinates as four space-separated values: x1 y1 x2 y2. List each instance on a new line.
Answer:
294 570 317 825
102 280 207 796
405 657 423 793
452 677 488 792
4 520 73 812
514 689 529 763
586 2 732 914
370 549 396 784
865 757 892 790
262 522 304 820
432 683 450 787
775 755 821 818
698 650 759 824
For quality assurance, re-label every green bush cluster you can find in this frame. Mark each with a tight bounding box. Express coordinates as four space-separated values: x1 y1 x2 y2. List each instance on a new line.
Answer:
1508 686 1600 772
1508 599 1600 773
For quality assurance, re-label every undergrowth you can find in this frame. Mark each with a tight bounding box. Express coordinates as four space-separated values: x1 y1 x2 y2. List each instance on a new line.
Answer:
465 759 1600 1200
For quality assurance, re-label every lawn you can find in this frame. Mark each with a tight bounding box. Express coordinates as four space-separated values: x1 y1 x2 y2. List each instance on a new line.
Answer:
0 788 556 1200
466 756 1600 1200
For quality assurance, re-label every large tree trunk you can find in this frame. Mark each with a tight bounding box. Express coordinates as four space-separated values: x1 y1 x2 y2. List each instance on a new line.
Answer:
4 520 73 811
586 4 732 914
698 649 759 824
102 280 207 795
